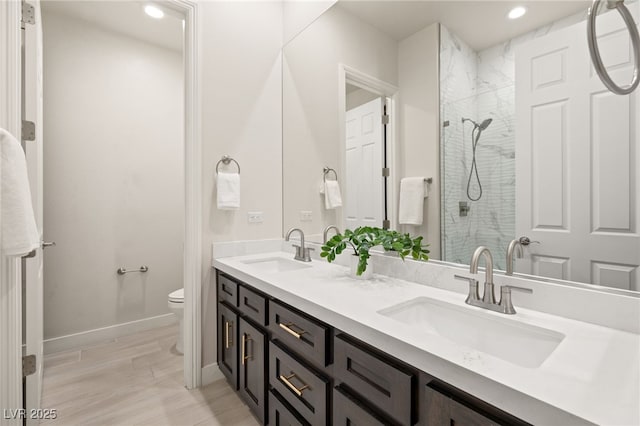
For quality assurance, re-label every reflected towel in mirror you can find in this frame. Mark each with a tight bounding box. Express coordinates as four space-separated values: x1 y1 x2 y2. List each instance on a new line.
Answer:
324 180 342 209
216 172 240 210
399 177 427 225
1 128 39 256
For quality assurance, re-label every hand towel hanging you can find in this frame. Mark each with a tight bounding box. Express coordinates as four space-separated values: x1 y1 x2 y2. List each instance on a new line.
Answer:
216 172 240 210
324 180 343 209
1 128 40 256
398 177 427 225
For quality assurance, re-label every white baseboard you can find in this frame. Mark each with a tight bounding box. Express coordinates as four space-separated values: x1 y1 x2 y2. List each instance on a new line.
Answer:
44 313 176 355
201 362 225 386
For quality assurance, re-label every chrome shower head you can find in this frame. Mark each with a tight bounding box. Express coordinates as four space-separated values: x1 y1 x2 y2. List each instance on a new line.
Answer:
462 117 492 131
478 118 492 131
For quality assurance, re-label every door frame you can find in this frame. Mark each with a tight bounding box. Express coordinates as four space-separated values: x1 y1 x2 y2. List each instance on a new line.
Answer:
338 64 399 229
0 1 202 415
0 1 26 423
167 0 202 391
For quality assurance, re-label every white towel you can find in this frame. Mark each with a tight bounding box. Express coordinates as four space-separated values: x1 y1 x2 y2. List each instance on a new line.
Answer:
324 180 342 209
398 177 426 225
216 172 240 210
1 128 39 256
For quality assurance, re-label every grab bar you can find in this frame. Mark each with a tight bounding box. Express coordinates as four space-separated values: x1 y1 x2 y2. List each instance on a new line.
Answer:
117 266 149 275
588 0 640 95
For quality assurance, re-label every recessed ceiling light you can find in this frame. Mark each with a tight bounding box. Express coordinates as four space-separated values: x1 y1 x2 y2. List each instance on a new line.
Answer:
508 6 527 20
145 5 164 19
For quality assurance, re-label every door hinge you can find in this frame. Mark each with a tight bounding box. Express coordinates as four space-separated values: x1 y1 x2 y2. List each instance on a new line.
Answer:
382 114 390 125
22 2 35 25
23 354 36 377
382 167 390 177
22 120 35 141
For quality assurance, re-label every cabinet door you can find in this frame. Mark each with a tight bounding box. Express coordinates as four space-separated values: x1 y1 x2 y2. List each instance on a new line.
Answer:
239 317 267 424
217 302 238 389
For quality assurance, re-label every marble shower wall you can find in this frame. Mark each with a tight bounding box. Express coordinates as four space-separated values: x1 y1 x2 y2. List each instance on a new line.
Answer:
440 11 586 270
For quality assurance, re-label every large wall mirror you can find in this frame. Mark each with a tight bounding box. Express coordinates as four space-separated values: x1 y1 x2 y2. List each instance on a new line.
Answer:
282 0 640 294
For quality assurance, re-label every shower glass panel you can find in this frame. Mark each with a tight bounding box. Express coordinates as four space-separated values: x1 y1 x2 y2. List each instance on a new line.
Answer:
440 25 515 270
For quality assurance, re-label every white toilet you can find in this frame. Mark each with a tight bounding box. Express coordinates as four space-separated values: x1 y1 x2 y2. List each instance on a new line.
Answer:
168 288 184 354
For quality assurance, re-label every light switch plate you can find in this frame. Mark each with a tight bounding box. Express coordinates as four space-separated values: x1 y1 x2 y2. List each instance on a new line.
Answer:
300 210 313 221
248 212 264 223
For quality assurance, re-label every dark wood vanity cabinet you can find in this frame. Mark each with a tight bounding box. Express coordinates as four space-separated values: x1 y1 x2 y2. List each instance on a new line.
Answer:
216 272 268 423
215 269 531 426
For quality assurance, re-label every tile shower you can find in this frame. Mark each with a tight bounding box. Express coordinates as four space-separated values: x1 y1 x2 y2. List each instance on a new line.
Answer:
439 12 585 270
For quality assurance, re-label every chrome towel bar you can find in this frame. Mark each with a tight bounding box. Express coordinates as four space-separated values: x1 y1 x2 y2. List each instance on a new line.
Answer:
117 266 149 275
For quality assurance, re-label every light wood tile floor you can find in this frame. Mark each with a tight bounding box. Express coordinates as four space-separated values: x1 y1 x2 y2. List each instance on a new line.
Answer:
41 324 260 426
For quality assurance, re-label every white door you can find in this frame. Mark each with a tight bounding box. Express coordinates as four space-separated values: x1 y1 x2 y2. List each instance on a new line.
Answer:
515 9 639 290
344 97 384 229
23 0 45 420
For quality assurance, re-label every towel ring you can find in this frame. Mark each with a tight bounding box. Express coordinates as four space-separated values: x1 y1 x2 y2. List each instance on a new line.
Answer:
323 167 338 182
587 0 640 95
216 155 240 174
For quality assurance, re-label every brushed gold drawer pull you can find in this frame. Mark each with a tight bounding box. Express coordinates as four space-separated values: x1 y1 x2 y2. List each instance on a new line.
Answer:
225 321 233 349
280 373 309 397
241 334 252 365
279 322 306 339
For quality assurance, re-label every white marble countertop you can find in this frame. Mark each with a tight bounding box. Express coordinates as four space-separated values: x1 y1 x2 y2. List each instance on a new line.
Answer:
213 250 640 426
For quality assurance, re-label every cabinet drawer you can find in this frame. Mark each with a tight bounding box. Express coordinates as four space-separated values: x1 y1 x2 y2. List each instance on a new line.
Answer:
334 334 414 426
217 273 238 307
268 390 310 426
239 285 267 326
333 385 390 426
422 382 531 426
269 300 329 367
269 341 329 426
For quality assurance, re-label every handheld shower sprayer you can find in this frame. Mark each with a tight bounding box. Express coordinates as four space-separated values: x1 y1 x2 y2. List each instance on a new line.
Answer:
461 117 493 201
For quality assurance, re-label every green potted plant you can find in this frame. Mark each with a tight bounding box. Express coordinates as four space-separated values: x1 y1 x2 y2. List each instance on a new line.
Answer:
320 226 430 277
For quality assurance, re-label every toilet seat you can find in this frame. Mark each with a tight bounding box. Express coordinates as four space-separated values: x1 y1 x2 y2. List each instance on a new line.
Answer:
168 288 184 303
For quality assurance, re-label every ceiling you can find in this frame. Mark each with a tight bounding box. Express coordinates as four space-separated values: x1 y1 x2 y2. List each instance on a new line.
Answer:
337 1 591 50
41 1 184 52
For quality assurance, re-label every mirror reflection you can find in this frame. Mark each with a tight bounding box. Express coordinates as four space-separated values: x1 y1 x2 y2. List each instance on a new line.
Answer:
282 0 639 292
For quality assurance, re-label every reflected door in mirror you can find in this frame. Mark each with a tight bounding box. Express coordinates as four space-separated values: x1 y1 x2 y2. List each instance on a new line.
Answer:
345 97 385 229
515 11 639 291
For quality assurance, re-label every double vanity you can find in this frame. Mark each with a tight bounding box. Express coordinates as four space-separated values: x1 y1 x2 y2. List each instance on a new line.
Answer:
213 240 640 425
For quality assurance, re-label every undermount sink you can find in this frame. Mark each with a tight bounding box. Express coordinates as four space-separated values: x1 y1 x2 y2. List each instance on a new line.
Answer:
378 297 565 368
241 257 312 273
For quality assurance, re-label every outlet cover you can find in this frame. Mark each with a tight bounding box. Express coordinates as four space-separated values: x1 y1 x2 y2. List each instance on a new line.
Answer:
300 210 313 222
248 212 264 223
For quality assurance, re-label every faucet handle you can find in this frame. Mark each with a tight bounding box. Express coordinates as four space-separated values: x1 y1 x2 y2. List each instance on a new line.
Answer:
499 285 533 314
303 247 314 262
454 274 480 303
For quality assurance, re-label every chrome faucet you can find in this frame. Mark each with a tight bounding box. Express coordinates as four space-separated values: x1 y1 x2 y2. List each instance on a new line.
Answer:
455 246 533 314
285 228 313 262
506 239 524 276
323 225 340 243
470 246 495 304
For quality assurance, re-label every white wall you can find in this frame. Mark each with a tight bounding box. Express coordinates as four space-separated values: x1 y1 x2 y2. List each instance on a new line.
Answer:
398 24 441 258
199 1 283 366
42 11 184 340
282 5 398 236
